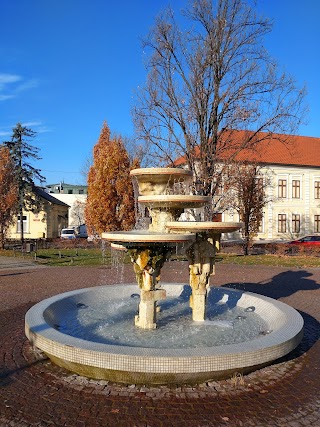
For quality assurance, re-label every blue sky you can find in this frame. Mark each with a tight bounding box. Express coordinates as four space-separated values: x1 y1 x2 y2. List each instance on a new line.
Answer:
1 0 319 185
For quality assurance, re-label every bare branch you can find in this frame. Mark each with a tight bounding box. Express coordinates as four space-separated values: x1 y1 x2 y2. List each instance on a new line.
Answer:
133 0 307 201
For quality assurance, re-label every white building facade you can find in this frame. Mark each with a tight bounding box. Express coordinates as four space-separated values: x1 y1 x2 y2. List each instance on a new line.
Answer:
217 131 320 242
223 163 320 241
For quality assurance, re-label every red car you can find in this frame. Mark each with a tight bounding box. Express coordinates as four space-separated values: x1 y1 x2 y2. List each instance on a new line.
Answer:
289 235 320 245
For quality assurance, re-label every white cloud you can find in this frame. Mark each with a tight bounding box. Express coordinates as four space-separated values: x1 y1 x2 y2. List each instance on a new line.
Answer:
0 73 22 87
16 79 39 93
0 73 39 101
0 73 21 82
21 121 51 133
0 94 15 101
0 130 12 137
0 121 51 140
22 121 42 127
37 126 52 134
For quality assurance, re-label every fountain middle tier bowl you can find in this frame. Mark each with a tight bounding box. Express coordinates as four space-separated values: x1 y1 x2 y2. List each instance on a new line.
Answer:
138 194 211 209
25 284 303 385
101 230 195 247
166 221 243 234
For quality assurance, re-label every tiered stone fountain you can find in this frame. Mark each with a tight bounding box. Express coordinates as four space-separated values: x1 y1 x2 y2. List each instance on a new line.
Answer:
25 168 304 385
103 167 241 329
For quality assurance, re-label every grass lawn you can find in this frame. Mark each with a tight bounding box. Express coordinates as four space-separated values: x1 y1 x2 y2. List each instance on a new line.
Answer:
216 253 320 268
0 247 116 267
1 246 320 268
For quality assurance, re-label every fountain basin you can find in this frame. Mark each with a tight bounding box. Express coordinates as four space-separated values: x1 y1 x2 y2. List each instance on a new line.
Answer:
25 284 303 385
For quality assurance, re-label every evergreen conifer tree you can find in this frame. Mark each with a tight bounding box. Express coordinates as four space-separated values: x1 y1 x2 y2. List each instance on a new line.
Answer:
4 123 45 243
0 146 18 248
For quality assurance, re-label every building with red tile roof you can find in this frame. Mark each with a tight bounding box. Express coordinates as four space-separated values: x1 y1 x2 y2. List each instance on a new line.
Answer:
176 130 320 241
175 130 320 168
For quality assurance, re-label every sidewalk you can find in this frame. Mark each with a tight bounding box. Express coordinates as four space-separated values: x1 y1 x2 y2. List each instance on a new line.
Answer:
0 254 45 270
0 262 319 426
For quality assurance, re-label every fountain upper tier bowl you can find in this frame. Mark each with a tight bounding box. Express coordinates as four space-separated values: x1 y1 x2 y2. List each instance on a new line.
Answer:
130 167 192 195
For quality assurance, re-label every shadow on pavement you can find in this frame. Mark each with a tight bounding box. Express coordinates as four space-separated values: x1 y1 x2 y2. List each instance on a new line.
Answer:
0 271 30 278
224 269 320 356
223 269 320 300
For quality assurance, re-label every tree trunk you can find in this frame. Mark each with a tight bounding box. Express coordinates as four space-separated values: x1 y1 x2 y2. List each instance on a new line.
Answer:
19 205 24 246
243 220 250 256
0 224 4 249
243 236 249 256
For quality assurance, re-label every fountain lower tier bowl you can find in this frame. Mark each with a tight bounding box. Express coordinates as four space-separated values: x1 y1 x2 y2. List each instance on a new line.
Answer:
101 230 195 247
25 284 303 385
166 221 243 234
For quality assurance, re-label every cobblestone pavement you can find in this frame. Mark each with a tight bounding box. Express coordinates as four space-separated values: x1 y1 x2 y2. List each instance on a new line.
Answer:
0 257 319 426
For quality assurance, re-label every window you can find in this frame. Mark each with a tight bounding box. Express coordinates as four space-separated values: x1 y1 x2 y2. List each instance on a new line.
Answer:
68 189 73 194
315 215 320 233
278 179 287 198
292 180 300 199
79 189 84 194
292 214 300 233
315 181 320 199
278 214 286 233
16 215 28 233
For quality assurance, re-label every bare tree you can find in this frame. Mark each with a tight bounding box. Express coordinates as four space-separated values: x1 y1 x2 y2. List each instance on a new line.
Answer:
70 199 86 227
121 135 150 168
133 0 306 213
230 162 272 255
80 155 92 183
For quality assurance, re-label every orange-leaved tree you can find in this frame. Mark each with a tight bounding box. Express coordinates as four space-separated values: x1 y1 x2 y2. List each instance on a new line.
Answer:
0 146 18 248
85 122 138 236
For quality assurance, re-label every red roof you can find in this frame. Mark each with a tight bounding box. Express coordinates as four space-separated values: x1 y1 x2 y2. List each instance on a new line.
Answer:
175 130 320 168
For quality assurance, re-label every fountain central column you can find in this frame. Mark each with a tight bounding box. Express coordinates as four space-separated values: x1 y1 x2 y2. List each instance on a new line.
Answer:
186 234 217 322
129 246 169 329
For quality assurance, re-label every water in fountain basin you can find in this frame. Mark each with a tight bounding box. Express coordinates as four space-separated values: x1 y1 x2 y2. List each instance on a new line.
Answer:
58 293 268 348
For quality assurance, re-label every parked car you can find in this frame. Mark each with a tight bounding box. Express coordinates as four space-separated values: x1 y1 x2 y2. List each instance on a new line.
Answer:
75 224 88 239
60 228 76 239
288 235 320 245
